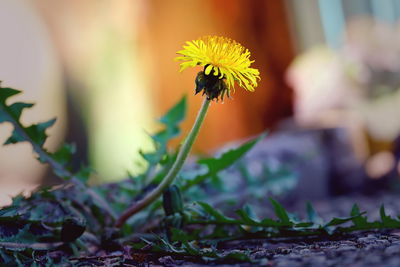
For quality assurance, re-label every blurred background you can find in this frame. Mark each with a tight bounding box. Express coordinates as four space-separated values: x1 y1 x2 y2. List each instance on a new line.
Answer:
2 0 400 204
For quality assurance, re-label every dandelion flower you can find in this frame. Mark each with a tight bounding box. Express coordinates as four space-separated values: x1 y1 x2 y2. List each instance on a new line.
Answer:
176 35 260 101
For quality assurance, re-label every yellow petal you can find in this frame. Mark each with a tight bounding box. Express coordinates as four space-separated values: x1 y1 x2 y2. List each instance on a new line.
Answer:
205 64 213 75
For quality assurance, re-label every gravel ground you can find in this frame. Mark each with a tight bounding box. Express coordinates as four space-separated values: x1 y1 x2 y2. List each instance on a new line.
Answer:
170 194 400 267
69 194 400 266
214 231 400 267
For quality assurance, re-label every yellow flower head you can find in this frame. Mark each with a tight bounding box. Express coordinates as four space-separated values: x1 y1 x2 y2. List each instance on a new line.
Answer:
176 36 260 100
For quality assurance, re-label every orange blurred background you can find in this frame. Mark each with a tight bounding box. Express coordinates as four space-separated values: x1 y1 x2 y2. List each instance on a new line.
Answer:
0 0 294 186
2 0 400 193
33 0 294 152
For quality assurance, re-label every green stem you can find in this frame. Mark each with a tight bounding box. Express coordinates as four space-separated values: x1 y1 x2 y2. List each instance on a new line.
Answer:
115 98 211 228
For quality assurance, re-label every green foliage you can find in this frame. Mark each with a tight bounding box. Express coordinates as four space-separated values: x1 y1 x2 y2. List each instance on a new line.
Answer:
3 85 400 264
269 198 291 225
0 87 88 183
0 86 116 263
0 87 54 148
163 198 400 245
140 96 186 178
0 190 87 262
197 133 265 174
181 133 267 191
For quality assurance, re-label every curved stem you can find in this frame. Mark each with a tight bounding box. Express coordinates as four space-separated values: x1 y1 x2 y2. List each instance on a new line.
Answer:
115 98 211 228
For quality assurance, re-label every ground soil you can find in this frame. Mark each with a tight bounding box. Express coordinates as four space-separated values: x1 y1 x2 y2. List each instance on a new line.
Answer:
70 193 400 266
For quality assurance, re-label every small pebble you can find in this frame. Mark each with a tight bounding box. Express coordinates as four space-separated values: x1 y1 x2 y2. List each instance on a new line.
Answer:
276 247 291 254
386 257 400 267
158 256 174 265
288 253 302 260
376 239 390 246
365 243 386 250
357 236 376 243
306 255 327 265
310 244 320 249
364 254 382 264
323 249 337 259
385 245 400 256
341 240 356 246
273 254 285 260
251 250 269 259
299 249 311 255
336 245 356 252
275 259 301 267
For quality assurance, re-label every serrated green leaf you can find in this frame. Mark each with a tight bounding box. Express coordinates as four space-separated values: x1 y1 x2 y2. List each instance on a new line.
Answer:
182 132 267 191
140 96 187 173
153 95 186 146
325 216 355 227
259 218 281 227
3 129 24 145
0 85 116 224
159 95 186 129
236 205 259 225
380 205 400 227
8 102 34 120
269 198 291 225
350 203 361 217
197 132 267 174
0 87 68 180
295 222 314 227
0 87 21 103
0 86 55 148
5 119 56 147
380 204 387 221
74 166 92 183
52 143 76 166
25 119 56 146
350 204 368 227
196 202 235 223
236 210 257 225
